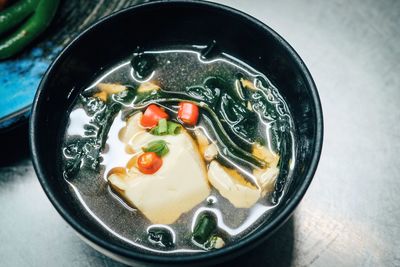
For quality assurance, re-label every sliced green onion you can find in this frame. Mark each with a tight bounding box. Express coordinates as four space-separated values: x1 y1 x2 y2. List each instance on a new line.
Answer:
142 140 169 157
150 120 181 136
158 118 168 134
167 121 181 135
149 126 161 135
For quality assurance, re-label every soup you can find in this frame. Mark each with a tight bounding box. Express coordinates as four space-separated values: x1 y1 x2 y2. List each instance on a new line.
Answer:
62 45 295 254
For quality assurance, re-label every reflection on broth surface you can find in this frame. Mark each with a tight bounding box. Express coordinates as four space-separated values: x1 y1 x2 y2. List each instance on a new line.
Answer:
62 45 296 254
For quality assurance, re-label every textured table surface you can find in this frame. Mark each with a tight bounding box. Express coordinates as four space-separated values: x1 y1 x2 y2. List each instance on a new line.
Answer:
1 0 400 266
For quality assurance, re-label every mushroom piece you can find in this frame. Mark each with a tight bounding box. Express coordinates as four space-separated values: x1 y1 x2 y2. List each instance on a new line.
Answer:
204 143 218 161
194 129 218 161
252 143 279 167
137 81 160 93
94 83 127 101
207 161 260 208
118 112 144 143
253 166 279 194
252 143 280 194
240 78 257 90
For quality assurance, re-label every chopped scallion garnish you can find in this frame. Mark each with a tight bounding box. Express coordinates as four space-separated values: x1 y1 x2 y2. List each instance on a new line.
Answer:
150 119 181 136
158 118 168 134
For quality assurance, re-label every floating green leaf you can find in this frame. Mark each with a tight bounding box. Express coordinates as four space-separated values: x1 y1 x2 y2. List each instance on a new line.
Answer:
142 140 169 157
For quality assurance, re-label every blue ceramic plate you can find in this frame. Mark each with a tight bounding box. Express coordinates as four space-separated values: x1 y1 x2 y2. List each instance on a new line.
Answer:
0 1 145 132
0 44 61 130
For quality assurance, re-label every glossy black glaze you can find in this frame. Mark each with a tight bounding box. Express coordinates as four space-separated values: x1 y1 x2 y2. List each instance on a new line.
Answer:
29 1 323 266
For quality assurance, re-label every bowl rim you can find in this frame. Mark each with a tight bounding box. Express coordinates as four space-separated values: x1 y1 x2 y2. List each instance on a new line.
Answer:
30 0 323 265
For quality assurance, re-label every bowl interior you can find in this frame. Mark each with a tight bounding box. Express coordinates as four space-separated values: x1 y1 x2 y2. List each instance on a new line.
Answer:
30 1 322 265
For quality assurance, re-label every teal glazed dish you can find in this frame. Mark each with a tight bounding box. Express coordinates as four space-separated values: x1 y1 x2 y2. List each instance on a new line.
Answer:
30 1 323 266
0 46 59 131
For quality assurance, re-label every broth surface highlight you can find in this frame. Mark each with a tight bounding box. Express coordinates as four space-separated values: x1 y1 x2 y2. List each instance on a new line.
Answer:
62 45 295 254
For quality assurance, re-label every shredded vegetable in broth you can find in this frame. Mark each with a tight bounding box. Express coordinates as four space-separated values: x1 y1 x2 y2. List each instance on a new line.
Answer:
62 45 296 254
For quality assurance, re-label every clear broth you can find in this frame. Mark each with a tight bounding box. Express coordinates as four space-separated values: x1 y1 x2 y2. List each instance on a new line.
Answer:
62 46 296 254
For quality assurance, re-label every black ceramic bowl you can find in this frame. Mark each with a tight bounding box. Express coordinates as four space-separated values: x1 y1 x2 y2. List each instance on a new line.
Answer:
30 1 323 266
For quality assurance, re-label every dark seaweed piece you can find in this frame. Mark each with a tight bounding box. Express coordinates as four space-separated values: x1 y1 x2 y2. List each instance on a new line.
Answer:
79 95 106 116
63 141 84 180
63 96 123 180
111 85 136 104
215 79 257 147
63 137 101 180
220 93 258 143
251 91 278 121
186 77 221 107
270 130 292 205
127 75 290 169
220 92 248 124
147 227 174 248
192 213 217 244
185 84 219 106
96 102 121 148
186 76 259 149
131 52 157 80
132 88 163 105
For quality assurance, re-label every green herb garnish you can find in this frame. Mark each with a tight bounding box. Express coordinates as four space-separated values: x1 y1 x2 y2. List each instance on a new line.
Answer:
142 140 169 157
150 119 181 136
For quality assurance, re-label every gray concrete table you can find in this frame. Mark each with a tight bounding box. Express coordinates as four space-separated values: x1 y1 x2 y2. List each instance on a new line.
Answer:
1 0 399 266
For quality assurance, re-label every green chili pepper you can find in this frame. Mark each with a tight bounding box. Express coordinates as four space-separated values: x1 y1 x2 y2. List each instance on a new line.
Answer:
0 0 59 60
192 213 217 244
0 0 39 36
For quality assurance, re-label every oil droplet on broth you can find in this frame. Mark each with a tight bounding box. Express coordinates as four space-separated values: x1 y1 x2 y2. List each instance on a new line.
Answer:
207 196 218 205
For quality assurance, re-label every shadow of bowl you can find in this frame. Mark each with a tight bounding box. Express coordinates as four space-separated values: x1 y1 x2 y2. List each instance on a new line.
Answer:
216 217 295 267
0 123 30 167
